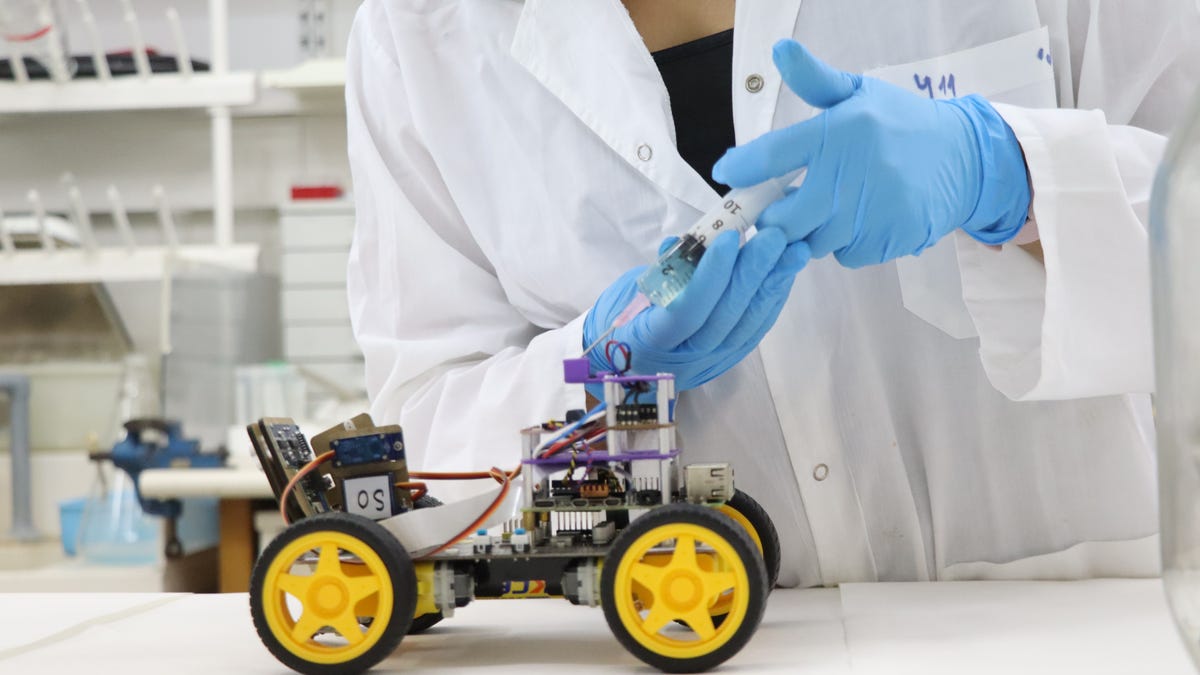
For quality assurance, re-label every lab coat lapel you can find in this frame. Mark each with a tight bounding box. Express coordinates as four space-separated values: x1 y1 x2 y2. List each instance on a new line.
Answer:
510 0 716 215
732 0 805 142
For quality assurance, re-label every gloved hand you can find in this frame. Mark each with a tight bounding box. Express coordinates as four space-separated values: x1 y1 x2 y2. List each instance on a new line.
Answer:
584 228 809 392
712 40 1031 269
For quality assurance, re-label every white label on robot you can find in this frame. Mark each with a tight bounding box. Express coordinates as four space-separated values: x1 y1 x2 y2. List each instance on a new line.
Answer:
343 474 393 519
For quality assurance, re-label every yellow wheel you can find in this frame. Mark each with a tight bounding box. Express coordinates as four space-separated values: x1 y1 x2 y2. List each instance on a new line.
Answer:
706 490 781 623
249 513 416 675
602 504 767 673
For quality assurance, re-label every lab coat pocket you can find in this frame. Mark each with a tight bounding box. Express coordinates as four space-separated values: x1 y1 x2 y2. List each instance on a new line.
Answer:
865 26 1057 340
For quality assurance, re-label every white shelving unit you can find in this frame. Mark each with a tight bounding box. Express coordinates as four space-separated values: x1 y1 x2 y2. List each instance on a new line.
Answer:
278 199 365 406
0 0 257 282
260 58 344 91
0 244 259 285
0 72 255 114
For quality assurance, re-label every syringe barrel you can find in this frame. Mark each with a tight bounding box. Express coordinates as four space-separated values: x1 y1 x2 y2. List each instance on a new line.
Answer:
684 178 788 243
637 178 788 307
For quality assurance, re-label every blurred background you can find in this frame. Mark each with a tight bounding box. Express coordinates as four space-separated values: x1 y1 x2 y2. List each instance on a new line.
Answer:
0 0 365 593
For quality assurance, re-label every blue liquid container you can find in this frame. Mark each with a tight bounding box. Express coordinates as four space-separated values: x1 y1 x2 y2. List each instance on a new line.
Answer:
57 497 86 557
77 471 159 565
636 178 788 307
638 235 706 306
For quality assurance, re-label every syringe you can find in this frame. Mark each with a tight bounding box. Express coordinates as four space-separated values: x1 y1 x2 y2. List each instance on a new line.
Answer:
637 177 789 307
585 177 790 355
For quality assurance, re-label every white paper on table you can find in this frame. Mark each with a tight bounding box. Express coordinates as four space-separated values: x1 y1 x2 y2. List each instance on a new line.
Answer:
378 476 523 555
838 579 1194 675
0 593 183 658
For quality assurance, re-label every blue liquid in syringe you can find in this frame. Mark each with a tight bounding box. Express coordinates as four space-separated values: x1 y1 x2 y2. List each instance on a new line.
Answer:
636 179 787 307
637 234 709 306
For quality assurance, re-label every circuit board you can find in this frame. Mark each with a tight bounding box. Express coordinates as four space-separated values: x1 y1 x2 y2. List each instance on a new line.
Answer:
310 415 413 518
249 415 415 522
249 417 330 521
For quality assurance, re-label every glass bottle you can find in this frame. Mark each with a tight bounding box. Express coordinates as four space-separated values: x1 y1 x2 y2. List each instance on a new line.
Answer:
76 354 162 565
1152 87 1200 670
76 465 158 565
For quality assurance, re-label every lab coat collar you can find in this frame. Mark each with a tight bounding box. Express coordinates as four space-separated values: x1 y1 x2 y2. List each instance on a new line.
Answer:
732 0 805 142
510 0 719 216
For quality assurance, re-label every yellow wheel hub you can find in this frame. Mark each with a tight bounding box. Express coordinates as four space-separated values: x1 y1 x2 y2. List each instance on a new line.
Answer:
260 530 393 665
717 504 763 553
613 522 750 659
706 504 764 618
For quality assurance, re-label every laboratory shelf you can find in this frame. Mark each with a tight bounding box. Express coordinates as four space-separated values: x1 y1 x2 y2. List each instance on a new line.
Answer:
0 72 257 115
260 58 345 91
0 243 259 285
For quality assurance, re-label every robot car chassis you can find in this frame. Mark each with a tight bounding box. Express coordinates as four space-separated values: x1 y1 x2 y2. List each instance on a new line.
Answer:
247 355 781 674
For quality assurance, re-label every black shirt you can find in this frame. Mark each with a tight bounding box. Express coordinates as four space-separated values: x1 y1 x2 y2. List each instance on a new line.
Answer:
651 29 736 195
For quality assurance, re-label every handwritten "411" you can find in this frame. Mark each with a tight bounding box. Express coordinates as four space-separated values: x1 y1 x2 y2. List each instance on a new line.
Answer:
913 73 957 99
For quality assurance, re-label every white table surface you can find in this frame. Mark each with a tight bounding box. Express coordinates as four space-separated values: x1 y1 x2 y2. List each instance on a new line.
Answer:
0 580 1193 675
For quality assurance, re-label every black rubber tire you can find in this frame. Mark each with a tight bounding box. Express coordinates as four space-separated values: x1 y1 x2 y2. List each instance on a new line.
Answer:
407 612 444 634
674 489 782 632
249 512 416 675
601 503 768 674
724 490 782 592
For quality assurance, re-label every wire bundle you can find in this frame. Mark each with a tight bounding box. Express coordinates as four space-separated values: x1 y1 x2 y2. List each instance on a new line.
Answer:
603 340 633 374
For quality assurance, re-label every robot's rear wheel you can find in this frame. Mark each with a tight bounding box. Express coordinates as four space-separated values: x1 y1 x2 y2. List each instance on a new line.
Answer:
249 512 416 675
601 503 768 673
707 489 780 623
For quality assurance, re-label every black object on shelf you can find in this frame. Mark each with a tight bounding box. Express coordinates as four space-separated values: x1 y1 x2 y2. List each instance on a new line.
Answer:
0 53 210 80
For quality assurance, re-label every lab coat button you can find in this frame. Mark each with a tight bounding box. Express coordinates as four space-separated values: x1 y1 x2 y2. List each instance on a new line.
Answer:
636 143 653 161
812 463 829 481
745 74 764 93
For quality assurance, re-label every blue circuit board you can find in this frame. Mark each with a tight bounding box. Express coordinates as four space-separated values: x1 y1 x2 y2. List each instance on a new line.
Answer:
330 432 406 466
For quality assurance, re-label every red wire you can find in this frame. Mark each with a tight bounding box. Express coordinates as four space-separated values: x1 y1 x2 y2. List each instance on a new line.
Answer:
4 25 52 42
540 424 607 459
418 466 518 559
410 469 518 480
395 481 428 502
279 454 523 557
603 340 631 374
539 427 588 458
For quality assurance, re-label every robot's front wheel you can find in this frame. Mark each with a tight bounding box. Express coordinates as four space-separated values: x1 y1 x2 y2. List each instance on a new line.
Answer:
249 512 416 675
601 503 768 673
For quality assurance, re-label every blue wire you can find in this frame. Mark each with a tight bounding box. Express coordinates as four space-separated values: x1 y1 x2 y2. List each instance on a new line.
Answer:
539 402 606 451
604 340 632 374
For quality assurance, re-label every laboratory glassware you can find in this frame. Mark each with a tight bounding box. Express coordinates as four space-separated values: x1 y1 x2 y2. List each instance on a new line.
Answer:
0 0 71 80
76 354 161 565
76 462 158 565
1152 85 1200 671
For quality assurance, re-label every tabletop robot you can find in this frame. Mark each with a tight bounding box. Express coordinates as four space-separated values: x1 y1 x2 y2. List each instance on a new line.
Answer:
247 352 781 674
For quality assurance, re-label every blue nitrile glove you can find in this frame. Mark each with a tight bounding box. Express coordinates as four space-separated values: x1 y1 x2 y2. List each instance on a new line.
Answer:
712 40 1031 269
583 228 810 394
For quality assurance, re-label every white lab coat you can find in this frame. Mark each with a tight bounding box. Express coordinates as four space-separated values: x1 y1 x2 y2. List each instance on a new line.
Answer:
344 0 1200 587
